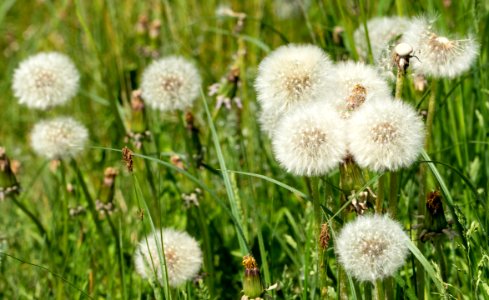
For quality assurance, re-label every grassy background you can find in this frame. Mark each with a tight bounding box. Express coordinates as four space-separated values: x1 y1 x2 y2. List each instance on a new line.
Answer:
0 0 488 299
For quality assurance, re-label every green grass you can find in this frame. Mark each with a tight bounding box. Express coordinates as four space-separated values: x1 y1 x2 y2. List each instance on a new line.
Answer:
1 0 489 299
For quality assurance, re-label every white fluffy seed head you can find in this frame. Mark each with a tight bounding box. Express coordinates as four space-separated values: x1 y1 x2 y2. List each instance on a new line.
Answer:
273 0 311 19
30 117 89 160
327 61 391 118
347 99 425 172
272 102 347 176
12 52 80 110
401 17 479 79
141 56 202 112
134 228 202 287
258 106 284 139
255 44 334 114
354 16 412 64
335 214 410 282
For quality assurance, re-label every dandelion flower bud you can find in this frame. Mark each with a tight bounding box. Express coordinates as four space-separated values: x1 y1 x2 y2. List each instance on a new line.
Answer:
335 214 409 282
255 44 334 113
30 117 89 160
402 17 479 78
134 228 202 287
141 56 202 112
347 99 424 172
328 61 391 118
272 102 347 176
12 52 80 110
242 255 263 298
354 16 412 64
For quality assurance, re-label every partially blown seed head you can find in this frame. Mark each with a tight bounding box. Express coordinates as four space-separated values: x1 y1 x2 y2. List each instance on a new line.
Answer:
272 102 347 176
335 214 409 282
141 56 202 112
30 117 89 160
12 52 80 110
402 17 479 78
134 228 202 287
347 99 424 172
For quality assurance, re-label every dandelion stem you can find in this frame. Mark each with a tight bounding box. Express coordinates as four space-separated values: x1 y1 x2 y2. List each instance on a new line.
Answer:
376 174 385 214
11 195 51 248
416 79 437 300
307 176 324 292
388 171 398 218
71 160 105 236
375 279 385 300
388 59 406 219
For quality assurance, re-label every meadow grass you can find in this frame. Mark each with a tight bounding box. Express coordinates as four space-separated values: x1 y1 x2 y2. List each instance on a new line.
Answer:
0 0 488 299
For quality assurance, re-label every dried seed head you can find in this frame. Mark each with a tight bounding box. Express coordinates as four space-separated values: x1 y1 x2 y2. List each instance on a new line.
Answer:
122 147 133 172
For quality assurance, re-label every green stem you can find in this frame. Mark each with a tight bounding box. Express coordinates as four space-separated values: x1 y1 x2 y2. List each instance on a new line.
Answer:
388 171 398 219
106 215 126 300
375 174 384 214
196 205 215 294
71 160 105 236
395 64 405 100
376 279 385 300
416 79 437 300
11 196 51 248
307 176 324 293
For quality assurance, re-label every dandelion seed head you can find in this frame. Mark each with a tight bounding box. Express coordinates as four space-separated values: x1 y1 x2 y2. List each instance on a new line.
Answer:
272 102 347 176
354 17 411 64
273 0 310 20
328 61 391 118
141 56 201 112
30 117 88 160
347 99 424 172
402 17 479 78
134 228 202 287
335 214 409 282
12 52 80 110
255 44 334 113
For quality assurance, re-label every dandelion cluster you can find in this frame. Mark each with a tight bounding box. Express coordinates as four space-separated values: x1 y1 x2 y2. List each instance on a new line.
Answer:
335 214 409 282
12 52 80 110
30 117 89 160
256 44 424 175
134 228 202 287
401 17 479 78
141 56 202 112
